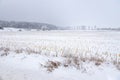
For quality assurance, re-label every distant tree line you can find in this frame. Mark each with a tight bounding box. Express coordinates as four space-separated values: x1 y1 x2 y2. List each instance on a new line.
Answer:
0 20 59 30
0 26 3 30
69 25 120 31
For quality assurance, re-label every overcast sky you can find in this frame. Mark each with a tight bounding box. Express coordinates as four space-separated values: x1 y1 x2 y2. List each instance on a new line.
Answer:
0 0 120 27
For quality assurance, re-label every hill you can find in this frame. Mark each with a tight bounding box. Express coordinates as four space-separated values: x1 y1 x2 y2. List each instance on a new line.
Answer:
0 20 59 30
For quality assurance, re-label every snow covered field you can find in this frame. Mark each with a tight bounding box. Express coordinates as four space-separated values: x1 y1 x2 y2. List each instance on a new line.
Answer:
0 30 120 80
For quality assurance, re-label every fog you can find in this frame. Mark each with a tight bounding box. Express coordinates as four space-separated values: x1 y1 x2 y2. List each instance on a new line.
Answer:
0 0 120 27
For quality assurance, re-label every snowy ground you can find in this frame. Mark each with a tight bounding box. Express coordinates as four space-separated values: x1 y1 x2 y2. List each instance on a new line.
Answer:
0 30 120 80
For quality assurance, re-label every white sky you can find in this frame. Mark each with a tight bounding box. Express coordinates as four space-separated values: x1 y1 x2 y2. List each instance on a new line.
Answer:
0 0 120 27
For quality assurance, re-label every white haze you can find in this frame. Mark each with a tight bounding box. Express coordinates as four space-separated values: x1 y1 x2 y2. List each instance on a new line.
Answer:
0 0 120 27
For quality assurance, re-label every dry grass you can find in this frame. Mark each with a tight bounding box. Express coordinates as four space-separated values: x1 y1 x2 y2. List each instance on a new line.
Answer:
43 54 120 72
43 61 61 72
0 47 10 56
15 49 23 54
113 61 120 70
0 47 120 72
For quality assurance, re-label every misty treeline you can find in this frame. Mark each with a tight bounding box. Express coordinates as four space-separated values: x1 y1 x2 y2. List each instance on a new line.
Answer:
0 20 63 30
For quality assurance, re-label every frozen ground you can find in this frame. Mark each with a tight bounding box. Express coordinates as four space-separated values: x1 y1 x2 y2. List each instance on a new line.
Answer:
0 30 120 80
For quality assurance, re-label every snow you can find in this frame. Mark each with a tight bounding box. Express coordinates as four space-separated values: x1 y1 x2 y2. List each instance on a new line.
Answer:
0 30 120 80
0 30 120 55
0 53 120 80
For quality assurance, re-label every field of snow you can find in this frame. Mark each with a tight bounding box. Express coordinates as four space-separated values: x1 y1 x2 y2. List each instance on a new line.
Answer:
0 30 120 80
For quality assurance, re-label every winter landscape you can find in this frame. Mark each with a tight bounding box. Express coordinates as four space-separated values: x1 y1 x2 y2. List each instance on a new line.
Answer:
0 0 120 80
0 28 120 80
